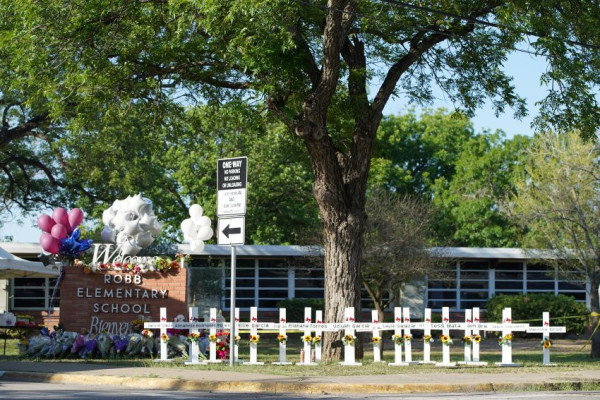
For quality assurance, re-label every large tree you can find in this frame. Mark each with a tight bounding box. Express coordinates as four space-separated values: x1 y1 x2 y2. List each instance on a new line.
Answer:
507 130 600 358
2 1 600 359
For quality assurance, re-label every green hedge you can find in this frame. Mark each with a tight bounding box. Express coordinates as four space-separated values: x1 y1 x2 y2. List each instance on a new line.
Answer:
486 293 589 335
276 298 325 322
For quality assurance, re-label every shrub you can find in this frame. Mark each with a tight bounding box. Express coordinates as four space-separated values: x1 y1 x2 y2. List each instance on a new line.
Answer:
486 293 589 335
276 298 325 322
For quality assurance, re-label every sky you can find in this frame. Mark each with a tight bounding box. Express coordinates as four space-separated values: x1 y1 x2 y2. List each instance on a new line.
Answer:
1 51 549 244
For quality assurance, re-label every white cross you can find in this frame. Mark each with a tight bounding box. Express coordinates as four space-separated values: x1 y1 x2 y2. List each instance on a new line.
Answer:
526 312 566 365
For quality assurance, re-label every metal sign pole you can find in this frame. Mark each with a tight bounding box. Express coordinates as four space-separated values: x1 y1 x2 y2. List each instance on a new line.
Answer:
229 245 237 367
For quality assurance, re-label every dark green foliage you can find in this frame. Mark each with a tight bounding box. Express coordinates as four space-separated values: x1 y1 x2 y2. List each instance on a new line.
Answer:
486 293 589 335
276 298 325 323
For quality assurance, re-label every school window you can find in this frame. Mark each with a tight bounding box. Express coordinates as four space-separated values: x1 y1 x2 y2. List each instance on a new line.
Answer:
11 277 60 310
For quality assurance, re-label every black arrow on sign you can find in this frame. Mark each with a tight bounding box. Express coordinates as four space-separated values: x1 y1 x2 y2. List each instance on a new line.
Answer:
222 224 241 238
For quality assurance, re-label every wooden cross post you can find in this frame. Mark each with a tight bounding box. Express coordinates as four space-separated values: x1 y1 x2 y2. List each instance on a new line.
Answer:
340 307 362 366
314 310 323 363
526 312 566 366
492 308 528 367
273 308 292 365
389 307 408 366
469 307 487 366
435 307 456 367
184 307 202 365
206 308 222 363
402 307 417 364
143 307 174 362
459 309 472 364
298 307 317 365
244 306 264 365
371 310 382 362
421 308 435 364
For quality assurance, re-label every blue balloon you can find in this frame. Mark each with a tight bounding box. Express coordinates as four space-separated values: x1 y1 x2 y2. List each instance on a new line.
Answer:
58 228 93 259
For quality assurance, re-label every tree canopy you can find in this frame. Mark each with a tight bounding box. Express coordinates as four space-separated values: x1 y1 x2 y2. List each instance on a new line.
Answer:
2 0 600 360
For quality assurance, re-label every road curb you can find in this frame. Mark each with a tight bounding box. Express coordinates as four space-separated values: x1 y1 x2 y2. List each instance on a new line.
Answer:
2 370 595 395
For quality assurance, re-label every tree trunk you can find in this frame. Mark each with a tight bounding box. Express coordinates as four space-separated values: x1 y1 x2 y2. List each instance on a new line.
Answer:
590 277 600 358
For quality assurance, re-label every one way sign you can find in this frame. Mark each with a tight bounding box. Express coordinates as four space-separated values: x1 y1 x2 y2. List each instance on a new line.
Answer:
218 216 245 245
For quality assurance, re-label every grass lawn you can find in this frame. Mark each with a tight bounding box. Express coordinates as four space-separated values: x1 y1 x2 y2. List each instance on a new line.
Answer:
2 332 600 377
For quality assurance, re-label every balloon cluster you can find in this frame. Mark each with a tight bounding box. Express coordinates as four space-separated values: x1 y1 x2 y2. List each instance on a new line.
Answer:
37 208 92 257
180 204 213 252
101 194 162 256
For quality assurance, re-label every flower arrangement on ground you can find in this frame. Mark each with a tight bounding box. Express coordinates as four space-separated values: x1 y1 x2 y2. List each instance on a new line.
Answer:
343 334 356 346
303 334 313 344
370 336 381 345
392 334 404 346
498 333 513 346
214 331 230 359
312 335 321 345
186 332 200 343
423 334 434 343
541 337 552 349
277 334 287 344
440 334 453 346
141 329 153 337
249 334 260 344
472 334 482 344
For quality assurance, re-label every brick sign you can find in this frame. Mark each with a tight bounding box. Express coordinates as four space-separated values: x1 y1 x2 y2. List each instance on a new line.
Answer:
59 267 188 335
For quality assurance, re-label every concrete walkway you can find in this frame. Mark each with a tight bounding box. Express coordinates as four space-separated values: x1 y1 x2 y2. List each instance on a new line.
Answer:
1 361 598 395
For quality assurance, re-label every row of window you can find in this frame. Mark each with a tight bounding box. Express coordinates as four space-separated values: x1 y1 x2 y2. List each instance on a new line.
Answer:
9 258 589 312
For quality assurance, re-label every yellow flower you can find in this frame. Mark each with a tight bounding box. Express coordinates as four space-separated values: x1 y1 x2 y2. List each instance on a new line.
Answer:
277 334 287 343
303 335 313 343
403 334 412 341
542 338 552 349
208 334 217 343
160 333 169 343
312 335 321 345
462 335 472 344
423 334 433 343
343 334 355 346
371 336 381 345
472 334 482 343
440 334 453 345
249 334 260 344
393 334 404 345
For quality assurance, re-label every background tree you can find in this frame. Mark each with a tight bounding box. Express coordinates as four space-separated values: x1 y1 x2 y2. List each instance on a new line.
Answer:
506 130 600 358
432 133 530 247
2 1 600 360
362 189 437 325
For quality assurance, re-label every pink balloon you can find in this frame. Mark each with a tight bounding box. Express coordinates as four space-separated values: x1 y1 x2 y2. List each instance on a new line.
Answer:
68 208 84 231
40 233 59 254
52 207 69 227
50 223 68 240
37 214 55 233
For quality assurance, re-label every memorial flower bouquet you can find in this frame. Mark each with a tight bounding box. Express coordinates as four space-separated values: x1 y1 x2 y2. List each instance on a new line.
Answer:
186 332 200 343
160 333 169 343
462 335 472 344
215 331 230 359
249 334 260 344
392 333 404 346
303 334 313 344
343 334 356 346
472 334 482 343
423 334 434 343
440 334 453 346
277 334 287 344
208 333 218 343
370 336 381 345
403 334 412 342
498 333 513 346
541 337 552 349
312 335 321 345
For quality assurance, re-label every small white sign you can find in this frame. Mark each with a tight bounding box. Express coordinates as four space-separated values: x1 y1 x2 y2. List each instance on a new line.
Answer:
218 216 245 245
217 157 247 216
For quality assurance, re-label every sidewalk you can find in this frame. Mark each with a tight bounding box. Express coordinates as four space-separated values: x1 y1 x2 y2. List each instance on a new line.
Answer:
1 361 598 394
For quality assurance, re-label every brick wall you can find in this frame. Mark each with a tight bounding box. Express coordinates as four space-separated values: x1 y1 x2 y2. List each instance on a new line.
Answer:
59 267 188 335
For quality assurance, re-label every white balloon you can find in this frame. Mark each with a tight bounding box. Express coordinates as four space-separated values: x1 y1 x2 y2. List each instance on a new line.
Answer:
197 215 212 227
101 226 115 243
102 209 115 226
197 226 213 241
138 213 155 230
136 231 154 247
112 212 128 230
190 239 205 252
123 219 142 235
189 204 203 220
120 241 141 256
180 218 195 237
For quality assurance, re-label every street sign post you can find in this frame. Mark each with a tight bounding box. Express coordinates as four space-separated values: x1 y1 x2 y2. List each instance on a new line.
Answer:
217 156 248 368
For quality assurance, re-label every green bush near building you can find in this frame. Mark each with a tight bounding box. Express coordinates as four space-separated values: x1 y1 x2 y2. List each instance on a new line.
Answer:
486 293 589 335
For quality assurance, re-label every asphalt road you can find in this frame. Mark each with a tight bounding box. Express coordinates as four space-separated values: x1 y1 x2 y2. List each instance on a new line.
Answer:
2 381 600 400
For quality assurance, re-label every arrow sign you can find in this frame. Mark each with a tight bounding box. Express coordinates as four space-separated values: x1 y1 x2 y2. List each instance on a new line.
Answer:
218 216 245 245
222 224 241 238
